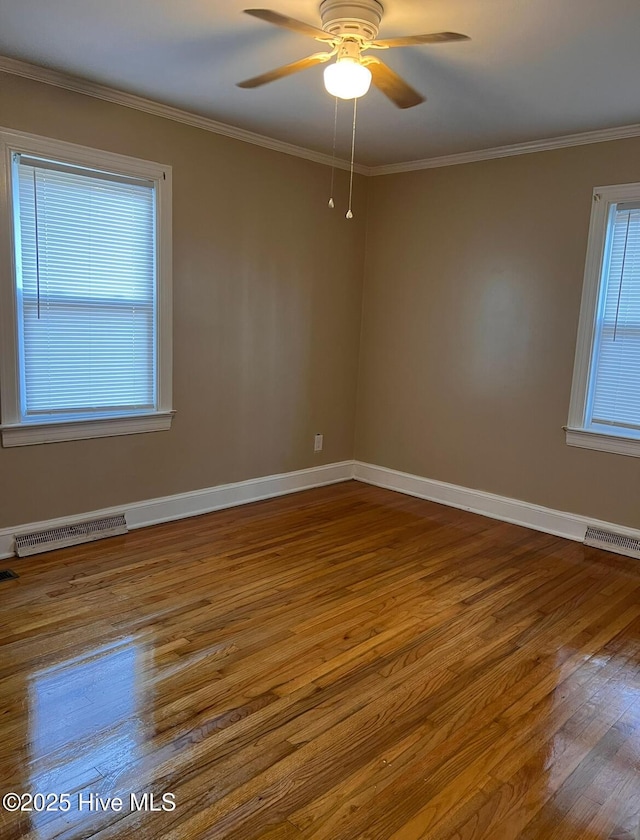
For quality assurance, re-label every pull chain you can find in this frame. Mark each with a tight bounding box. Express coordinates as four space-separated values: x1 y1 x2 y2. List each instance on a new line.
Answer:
33 170 41 320
613 211 632 342
346 97 358 220
328 97 338 209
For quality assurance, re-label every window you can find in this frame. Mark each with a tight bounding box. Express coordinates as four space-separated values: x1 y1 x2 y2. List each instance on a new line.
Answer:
567 182 640 457
0 129 172 446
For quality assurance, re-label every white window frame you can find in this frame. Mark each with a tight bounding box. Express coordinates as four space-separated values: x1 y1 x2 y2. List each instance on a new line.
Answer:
566 181 640 458
0 128 173 447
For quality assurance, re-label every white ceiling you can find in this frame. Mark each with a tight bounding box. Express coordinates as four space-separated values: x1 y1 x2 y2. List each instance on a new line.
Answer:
1 0 640 167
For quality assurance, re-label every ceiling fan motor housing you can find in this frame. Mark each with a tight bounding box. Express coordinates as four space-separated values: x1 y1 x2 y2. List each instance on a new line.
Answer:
320 0 383 40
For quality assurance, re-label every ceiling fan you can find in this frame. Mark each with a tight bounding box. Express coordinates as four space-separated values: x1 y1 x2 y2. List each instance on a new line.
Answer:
237 0 470 108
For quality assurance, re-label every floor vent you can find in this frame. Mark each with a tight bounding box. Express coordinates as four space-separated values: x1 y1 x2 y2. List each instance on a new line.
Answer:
584 526 640 560
0 569 18 581
14 514 128 557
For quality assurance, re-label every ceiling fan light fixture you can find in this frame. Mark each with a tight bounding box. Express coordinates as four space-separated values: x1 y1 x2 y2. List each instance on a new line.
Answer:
323 58 372 100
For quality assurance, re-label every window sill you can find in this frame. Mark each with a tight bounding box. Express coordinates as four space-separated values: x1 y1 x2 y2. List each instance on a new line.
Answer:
1 411 174 447
565 426 640 458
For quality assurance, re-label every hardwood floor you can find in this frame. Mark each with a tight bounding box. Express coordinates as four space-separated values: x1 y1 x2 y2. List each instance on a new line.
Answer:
1 480 639 840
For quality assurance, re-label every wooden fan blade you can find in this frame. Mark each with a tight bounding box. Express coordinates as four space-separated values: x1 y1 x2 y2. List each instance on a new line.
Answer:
364 57 425 109
244 9 332 41
237 52 333 88
371 32 470 48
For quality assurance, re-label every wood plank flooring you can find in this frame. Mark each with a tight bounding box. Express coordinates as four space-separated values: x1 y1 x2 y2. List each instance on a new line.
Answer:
1 480 639 840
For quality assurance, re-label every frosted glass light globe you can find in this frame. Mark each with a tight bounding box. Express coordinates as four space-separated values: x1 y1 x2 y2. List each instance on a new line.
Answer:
323 59 372 100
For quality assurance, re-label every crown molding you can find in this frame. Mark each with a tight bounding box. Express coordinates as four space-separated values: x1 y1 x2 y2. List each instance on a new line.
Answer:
0 55 372 176
370 122 640 175
3 54 640 178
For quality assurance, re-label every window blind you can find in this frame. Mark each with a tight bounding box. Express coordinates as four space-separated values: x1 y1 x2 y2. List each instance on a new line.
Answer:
13 155 157 417
590 204 640 431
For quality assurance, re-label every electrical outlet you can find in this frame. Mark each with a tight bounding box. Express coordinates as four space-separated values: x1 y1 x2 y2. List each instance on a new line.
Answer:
314 433 323 453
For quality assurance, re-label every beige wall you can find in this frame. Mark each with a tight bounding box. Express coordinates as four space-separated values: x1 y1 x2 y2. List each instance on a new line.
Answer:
356 140 640 529
0 74 367 527
2 71 639 534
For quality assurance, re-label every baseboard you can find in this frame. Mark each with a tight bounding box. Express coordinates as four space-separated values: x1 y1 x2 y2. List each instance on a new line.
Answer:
3 458 638 561
0 460 355 559
353 461 640 544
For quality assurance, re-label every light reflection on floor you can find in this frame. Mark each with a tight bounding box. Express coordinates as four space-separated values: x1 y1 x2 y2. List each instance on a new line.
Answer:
539 649 640 837
28 636 148 838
